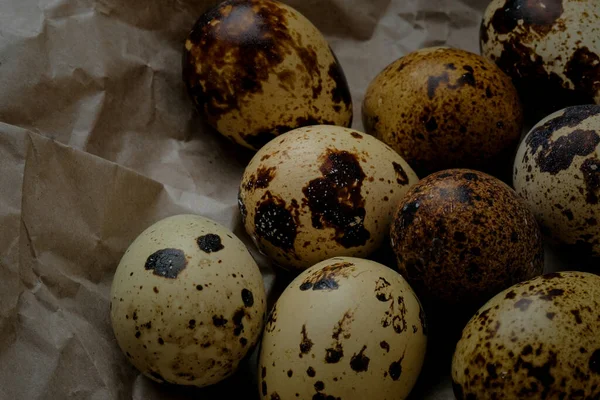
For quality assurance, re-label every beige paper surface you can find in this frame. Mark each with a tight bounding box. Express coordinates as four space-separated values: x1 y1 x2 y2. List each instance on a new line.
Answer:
0 0 567 398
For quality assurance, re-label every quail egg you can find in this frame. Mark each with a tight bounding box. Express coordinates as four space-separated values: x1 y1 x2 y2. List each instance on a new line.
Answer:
390 169 544 309
259 257 427 400
453 271 600 399
362 47 523 177
238 125 418 271
514 104 600 257
183 0 353 150
110 215 266 387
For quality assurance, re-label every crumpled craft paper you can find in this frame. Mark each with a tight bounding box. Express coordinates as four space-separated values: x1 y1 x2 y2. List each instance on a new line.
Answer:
0 0 560 399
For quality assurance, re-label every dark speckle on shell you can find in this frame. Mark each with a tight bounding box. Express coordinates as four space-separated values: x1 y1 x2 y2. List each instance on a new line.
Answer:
391 169 543 309
212 315 228 327
392 162 410 185
197 234 224 253
525 106 600 175
325 346 344 364
349 345 370 372
254 191 301 252
232 308 246 336
388 354 404 381
380 341 390 352
241 289 254 307
244 166 277 192
144 249 187 279
299 324 313 357
299 262 355 291
302 149 370 248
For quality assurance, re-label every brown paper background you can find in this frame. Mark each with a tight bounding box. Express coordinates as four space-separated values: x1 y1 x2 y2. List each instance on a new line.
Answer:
0 0 582 399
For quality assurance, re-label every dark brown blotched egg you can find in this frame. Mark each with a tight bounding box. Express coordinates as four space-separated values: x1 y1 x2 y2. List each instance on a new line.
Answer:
514 105 600 257
183 0 352 150
110 215 266 387
481 0 600 117
362 47 523 177
239 125 418 271
390 169 544 309
259 257 427 400
452 271 600 399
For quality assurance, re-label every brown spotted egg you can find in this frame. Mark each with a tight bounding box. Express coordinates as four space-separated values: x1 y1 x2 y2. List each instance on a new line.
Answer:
390 169 544 309
362 47 523 177
452 271 600 399
259 257 427 400
238 125 418 271
514 105 600 257
183 0 352 151
481 0 600 117
110 215 266 387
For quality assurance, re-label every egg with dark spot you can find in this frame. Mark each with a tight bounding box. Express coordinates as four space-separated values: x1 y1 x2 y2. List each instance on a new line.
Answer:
110 215 266 387
183 0 352 151
452 271 600 399
362 47 523 177
390 169 544 310
239 125 418 270
259 257 427 399
514 105 600 257
481 0 600 118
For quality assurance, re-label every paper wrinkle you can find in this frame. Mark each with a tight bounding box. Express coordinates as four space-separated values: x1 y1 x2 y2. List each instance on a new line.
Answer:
0 0 523 398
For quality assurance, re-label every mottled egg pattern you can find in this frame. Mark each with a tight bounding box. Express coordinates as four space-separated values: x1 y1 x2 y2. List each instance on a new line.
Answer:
110 215 266 387
452 272 600 399
259 257 427 400
481 0 600 116
514 105 600 257
183 0 352 150
238 125 418 271
362 47 522 176
390 169 544 308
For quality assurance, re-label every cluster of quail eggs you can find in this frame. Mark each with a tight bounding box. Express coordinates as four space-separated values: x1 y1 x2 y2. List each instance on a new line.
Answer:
109 0 600 398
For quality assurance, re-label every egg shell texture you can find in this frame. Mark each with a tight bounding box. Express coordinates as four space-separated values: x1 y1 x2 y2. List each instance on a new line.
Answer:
481 0 600 116
390 169 544 308
239 125 419 270
514 105 600 257
452 271 600 399
183 0 352 150
362 47 522 176
259 257 427 400
110 215 266 387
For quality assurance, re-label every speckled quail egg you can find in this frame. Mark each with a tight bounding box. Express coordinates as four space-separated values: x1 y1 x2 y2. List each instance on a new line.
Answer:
259 257 427 400
481 0 600 117
110 215 266 387
452 271 600 399
514 105 600 257
183 0 353 151
390 169 544 309
362 47 523 177
238 125 418 271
